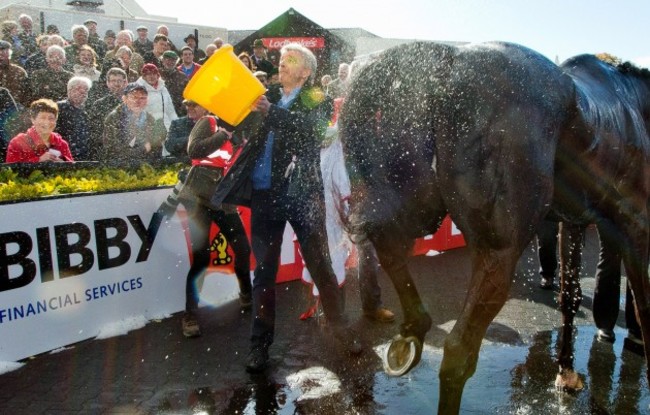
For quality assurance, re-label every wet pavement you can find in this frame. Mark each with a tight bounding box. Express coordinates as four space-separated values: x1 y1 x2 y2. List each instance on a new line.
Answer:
0 226 648 414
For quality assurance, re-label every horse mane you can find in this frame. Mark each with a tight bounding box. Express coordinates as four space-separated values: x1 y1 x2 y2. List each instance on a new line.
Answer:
595 53 650 79
562 53 649 157
618 61 650 79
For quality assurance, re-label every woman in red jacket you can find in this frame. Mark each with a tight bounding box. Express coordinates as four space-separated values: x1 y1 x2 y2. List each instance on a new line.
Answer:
5 98 74 163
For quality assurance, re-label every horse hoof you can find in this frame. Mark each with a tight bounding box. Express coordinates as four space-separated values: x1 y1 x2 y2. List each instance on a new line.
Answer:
554 370 584 393
383 335 422 376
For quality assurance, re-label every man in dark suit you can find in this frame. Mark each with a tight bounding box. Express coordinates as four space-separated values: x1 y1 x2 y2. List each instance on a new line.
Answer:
212 43 360 373
250 39 274 75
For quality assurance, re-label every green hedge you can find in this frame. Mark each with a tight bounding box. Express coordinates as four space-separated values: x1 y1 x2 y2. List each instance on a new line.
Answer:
0 163 182 202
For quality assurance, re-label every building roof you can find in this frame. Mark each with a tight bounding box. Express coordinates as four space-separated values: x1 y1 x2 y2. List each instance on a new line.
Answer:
233 8 346 53
1 0 175 21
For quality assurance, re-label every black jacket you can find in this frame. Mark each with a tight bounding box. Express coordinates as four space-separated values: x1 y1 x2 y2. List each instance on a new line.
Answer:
211 84 333 216
55 100 91 160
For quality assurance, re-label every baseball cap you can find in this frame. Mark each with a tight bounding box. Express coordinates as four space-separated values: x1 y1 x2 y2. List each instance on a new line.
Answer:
123 82 147 95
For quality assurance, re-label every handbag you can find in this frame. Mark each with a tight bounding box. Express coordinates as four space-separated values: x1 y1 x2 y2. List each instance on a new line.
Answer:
178 165 224 208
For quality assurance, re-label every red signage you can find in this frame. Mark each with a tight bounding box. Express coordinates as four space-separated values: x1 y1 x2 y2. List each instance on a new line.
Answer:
263 37 326 50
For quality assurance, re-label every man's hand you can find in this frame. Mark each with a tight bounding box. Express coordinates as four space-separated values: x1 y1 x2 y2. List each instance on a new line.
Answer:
251 95 270 116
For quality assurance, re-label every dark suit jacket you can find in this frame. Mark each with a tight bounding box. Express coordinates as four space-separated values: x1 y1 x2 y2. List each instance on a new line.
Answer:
164 116 195 157
212 84 333 218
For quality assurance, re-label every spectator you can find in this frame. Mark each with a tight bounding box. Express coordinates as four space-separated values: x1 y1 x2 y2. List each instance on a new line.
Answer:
199 43 217 65
183 33 205 63
268 67 279 85
177 46 201 79
326 63 350 99
178 115 252 337
6 98 73 163
104 30 116 51
238 51 254 71
159 50 187 117
136 63 178 134
211 43 360 373
102 82 159 163
156 25 177 52
47 34 66 48
357 239 396 322
46 24 60 36
163 99 208 158
142 33 169 68
253 70 268 88
112 45 140 82
86 67 127 158
1 20 27 66
83 19 106 64
73 44 101 82
213 37 224 49
64 24 90 71
30 45 74 102
55 76 92 160
0 87 25 160
536 219 559 289
250 39 274 75
593 217 643 349
17 14 38 63
320 74 332 90
0 40 30 107
133 26 153 57
90 46 136 103
103 30 144 74
23 34 49 75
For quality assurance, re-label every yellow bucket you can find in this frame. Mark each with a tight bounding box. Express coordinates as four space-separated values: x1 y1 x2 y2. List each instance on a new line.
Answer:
183 44 266 126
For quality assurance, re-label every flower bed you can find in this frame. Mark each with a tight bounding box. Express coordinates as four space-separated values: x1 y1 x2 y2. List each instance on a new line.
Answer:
0 162 182 202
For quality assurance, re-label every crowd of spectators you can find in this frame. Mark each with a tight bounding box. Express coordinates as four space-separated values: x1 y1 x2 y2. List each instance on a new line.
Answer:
0 14 284 166
1 13 355 168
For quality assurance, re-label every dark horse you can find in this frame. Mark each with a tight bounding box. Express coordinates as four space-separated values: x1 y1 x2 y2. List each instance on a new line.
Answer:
339 41 650 414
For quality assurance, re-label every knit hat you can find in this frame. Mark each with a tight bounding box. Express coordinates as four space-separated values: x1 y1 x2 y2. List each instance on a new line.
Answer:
141 63 160 75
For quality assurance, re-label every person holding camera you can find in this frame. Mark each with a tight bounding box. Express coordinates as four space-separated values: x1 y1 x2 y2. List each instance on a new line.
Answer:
157 112 252 338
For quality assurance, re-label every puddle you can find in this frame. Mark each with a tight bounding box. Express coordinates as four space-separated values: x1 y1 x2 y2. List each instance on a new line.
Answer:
148 326 649 414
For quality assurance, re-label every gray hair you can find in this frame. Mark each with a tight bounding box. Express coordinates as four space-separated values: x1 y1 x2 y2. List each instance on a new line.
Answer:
71 24 89 37
116 45 132 57
46 44 65 59
116 30 133 42
18 14 33 24
280 42 317 84
47 34 65 47
67 76 92 91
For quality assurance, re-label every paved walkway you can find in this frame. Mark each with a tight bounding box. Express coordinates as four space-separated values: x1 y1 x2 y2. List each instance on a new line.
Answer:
0 227 647 414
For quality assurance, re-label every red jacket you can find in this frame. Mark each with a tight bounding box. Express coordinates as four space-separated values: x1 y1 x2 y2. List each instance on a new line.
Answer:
6 126 74 163
177 62 202 79
190 116 233 169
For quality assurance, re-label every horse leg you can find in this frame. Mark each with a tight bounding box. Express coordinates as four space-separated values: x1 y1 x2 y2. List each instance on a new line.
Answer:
555 222 585 391
373 237 432 376
618 212 650 385
438 246 517 414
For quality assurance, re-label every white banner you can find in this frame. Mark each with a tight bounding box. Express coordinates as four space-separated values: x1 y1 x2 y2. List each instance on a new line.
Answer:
0 189 193 362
